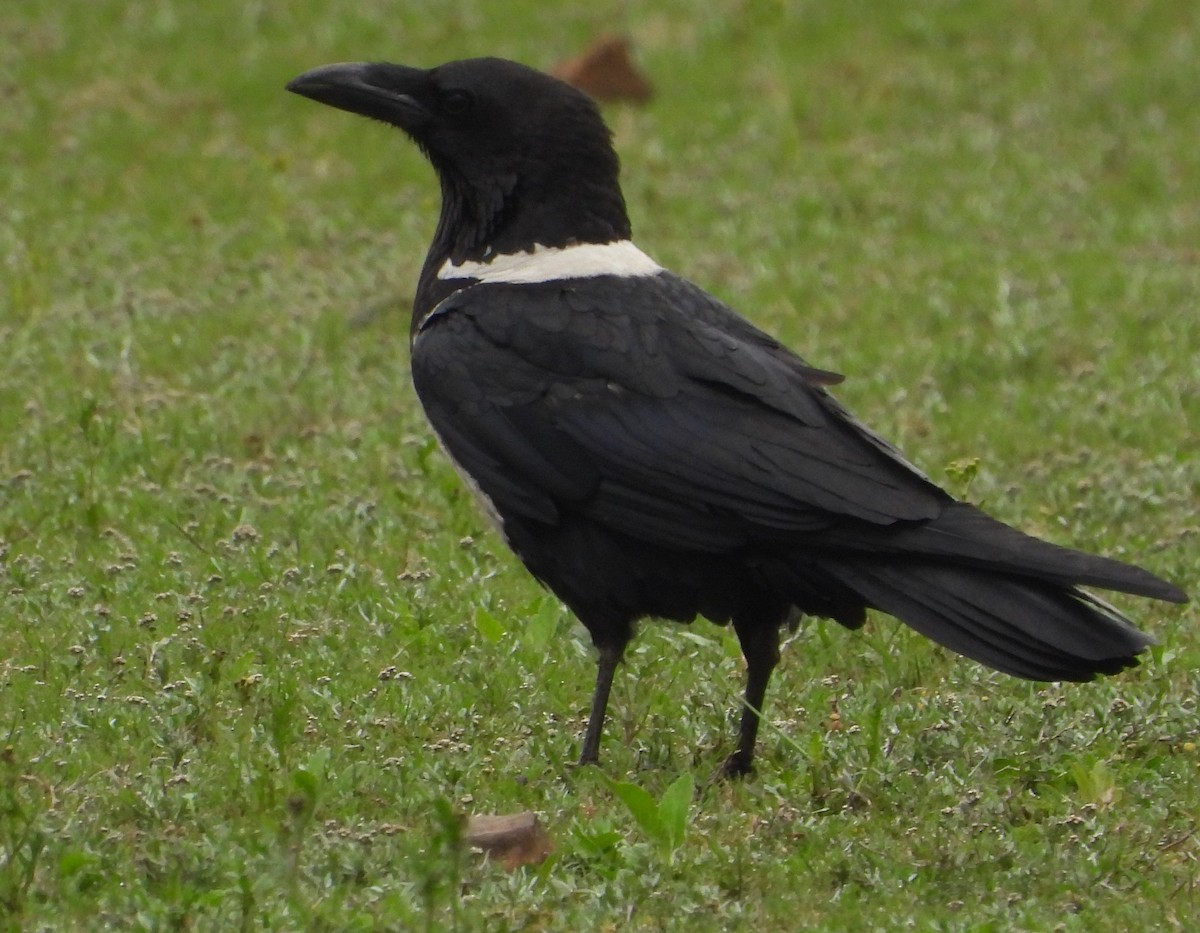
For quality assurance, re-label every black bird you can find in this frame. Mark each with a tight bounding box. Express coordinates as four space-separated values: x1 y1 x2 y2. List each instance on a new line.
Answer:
287 57 1187 775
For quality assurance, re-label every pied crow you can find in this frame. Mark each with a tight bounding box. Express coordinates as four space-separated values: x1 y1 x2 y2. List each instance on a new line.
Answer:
287 57 1187 776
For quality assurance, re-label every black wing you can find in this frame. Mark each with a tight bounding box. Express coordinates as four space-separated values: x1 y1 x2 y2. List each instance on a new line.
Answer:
410 272 947 553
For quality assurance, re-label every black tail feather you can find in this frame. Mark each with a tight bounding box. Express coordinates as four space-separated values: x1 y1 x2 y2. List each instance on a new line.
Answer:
821 502 1188 604
817 559 1157 681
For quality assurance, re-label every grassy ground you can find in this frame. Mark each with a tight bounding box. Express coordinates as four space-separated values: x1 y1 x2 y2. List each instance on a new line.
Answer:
3 0 1198 929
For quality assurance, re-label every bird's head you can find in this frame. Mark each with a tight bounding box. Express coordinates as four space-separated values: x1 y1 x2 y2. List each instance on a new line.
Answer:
287 57 632 266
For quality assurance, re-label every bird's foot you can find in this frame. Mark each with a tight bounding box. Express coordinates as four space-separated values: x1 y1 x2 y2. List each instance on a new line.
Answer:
574 750 600 770
720 751 755 780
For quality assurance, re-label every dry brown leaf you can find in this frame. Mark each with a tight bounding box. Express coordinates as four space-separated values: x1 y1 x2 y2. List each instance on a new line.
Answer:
551 35 654 103
465 811 554 870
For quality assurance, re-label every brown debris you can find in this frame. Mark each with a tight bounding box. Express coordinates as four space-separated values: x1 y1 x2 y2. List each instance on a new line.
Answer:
551 35 654 103
465 811 554 869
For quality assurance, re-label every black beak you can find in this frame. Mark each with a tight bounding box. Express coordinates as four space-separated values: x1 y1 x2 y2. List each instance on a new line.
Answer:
287 62 431 131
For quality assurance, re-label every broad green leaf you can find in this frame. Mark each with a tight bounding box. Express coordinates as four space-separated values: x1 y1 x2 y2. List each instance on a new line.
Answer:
656 772 694 853
606 778 666 847
474 606 506 643
522 598 560 651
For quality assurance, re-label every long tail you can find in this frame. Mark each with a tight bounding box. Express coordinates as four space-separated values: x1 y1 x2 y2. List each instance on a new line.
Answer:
806 503 1188 681
818 560 1156 680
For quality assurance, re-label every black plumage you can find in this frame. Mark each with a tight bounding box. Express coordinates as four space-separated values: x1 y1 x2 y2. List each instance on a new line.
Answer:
287 57 1187 775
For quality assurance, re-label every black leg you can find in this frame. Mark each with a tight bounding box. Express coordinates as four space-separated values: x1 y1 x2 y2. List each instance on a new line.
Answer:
723 621 781 778
578 643 623 766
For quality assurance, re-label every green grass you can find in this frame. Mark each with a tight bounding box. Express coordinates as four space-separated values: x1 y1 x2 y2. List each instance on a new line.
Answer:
3 0 1198 929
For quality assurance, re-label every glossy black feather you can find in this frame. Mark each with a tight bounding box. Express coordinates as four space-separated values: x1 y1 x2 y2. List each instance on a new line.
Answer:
289 55 1188 773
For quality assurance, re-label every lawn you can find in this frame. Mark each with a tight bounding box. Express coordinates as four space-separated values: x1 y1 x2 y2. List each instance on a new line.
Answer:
2 0 1198 929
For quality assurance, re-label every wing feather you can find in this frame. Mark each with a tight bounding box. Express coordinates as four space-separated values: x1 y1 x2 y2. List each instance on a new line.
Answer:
411 275 945 549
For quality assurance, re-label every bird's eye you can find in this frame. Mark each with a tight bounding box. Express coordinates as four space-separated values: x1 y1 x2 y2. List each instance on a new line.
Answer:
442 89 474 116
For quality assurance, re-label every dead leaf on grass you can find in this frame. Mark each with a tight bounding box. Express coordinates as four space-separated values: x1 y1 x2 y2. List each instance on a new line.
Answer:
465 811 554 869
552 35 654 103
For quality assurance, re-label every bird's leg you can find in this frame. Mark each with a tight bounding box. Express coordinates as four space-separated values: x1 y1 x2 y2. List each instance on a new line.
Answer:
578 643 623 767
723 621 782 778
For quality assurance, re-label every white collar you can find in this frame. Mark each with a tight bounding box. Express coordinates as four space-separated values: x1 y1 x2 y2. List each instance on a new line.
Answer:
436 240 662 285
